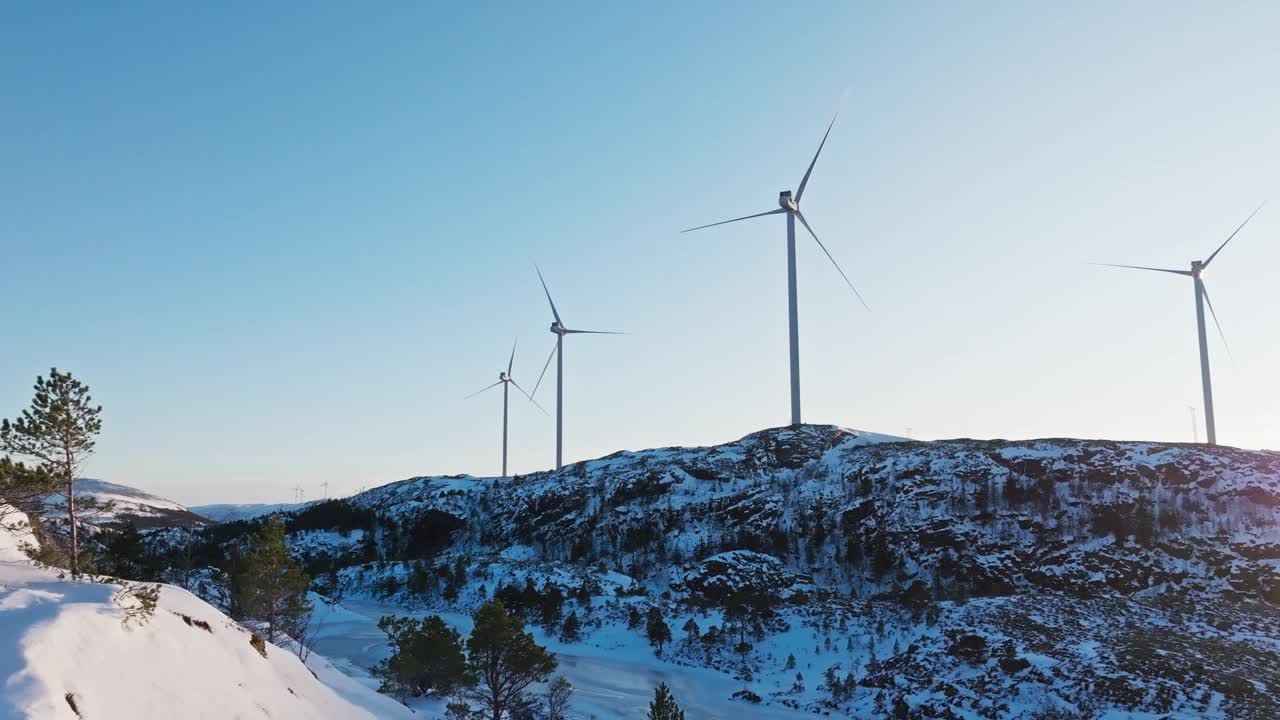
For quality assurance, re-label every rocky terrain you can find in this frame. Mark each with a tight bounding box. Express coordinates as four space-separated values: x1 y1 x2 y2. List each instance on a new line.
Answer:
142 425 1280 718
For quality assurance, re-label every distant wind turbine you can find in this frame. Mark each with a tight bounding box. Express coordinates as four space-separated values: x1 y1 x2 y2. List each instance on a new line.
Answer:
531 266 622 471
466 339 547 477
1095 204 1264 445
682 107 867 426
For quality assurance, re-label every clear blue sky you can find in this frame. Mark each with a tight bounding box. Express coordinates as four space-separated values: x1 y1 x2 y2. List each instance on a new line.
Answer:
3 2 1278 505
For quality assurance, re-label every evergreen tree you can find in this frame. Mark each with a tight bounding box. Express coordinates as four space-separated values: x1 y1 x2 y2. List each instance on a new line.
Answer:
0 457 56 521
646 607 672 651
560 610 581 642
627 605 643 629
465 601 557 720
235 518 312 643
682 617 700 643
102 522 154 580
647 682 685 720
371 614 468 700
540 581 565 628
1 369 102 577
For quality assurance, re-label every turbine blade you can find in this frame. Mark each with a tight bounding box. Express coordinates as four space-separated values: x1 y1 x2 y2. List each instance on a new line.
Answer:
562 329 626 335
1090 262 1193 277
507 338 517 375
1201 283 1233 360
510 379 550 415
531 341 557 398
795 210 870 311
1204 202 1265 268
796 110 839 202
535 265 562 324
464 380 503 400
682 208 785 233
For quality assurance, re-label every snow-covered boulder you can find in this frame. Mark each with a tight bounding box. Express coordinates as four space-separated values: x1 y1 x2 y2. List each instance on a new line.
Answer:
678 550 814 604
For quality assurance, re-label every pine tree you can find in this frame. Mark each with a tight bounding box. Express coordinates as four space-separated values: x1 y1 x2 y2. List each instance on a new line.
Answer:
0 457 56 522
646 607 672 651
1 369 102 577
682 617 700 643
647 682 685 720
371 614 468 700
465 601 557 720
560 610 581 642
103 522 153 580
235 518 312 643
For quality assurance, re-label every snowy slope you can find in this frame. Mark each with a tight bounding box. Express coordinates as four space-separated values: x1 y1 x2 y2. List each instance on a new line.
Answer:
0 509 412 720
67 479 210 529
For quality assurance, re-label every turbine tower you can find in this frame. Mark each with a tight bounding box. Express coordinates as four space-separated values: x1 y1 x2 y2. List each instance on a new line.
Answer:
531 266 622 471
683 108 868 426
1096 204 1263 445
466 339 546 477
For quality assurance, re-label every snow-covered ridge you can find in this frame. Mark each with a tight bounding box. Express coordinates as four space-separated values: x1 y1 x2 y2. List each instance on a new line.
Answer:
143 425 1280 718
0 507 411 720
192 501 315 524
46 478 213 529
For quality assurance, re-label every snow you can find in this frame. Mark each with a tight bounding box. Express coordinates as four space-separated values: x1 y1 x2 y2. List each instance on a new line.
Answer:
311 598 816 720
192 501 313 523
73 479 190 514
0 507 412 720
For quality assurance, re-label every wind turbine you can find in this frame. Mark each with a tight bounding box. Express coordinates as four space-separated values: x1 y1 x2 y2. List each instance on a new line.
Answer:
531 266 622 471
1096 204 1263 445
683 108 867 426
466 339 546 477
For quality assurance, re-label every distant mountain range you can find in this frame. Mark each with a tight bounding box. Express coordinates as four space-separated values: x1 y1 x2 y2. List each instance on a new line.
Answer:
190 501 314 524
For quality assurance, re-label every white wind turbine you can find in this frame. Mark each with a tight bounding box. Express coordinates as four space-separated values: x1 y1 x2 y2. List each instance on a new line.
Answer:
683 108 868 426
1095 204 1263 445
466 339 546 477
531 266 622 471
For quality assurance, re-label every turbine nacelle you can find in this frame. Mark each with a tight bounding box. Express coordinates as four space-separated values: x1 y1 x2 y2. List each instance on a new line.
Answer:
778 190 797 211
1191 260 1205 278
498 371 510 382
550 321 566 335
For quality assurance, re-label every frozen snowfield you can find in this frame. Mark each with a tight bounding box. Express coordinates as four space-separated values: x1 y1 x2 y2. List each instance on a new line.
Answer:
311 598 815 719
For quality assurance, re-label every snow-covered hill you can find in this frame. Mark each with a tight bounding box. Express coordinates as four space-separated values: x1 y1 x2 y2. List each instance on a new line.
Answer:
147 425 1280 718
68 479 210 529
192 501 313 524
0 508 411 720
